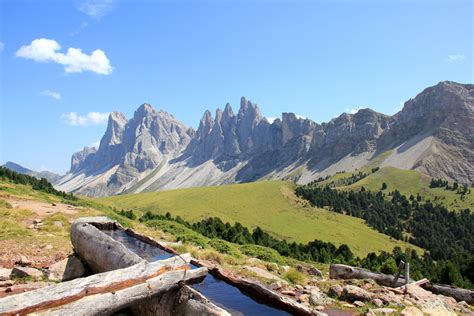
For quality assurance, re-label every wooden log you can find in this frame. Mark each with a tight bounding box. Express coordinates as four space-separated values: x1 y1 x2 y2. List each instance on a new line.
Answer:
70 221 144 272
0 255 205 315
330 264 407 287
421 282 474 304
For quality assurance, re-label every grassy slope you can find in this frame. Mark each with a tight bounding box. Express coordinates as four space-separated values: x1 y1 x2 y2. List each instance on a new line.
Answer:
100 180 421 257
339 166 474 211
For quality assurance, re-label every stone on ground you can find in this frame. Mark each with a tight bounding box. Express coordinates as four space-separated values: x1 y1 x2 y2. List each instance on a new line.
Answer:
11 266 43 280
47 255 86 281
400 306 423 316
309 292 334 306
340 285 372 302
0 268 12 281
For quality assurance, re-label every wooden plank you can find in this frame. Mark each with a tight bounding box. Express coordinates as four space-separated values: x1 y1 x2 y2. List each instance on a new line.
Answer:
0 255 203 315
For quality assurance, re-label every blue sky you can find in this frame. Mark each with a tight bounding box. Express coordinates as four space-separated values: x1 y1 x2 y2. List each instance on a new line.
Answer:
0 0 472 174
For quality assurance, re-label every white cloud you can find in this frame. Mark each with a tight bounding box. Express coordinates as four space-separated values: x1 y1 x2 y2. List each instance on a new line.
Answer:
448 54 465 63
266 117 277 124
0 41 4 52
41 90 61 100
16 38 113 75
61 112 109 126
295 114 307 120
77 0 115 19
345 107 363 114
90 140 101 148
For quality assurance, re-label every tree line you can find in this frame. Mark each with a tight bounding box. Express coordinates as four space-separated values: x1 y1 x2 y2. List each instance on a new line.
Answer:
295 184 473 288
429 178 470 195
0 167 76 200
135 209 472 288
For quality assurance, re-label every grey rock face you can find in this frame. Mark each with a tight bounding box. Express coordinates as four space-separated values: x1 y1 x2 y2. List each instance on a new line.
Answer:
66 104 192 195
71 147 97 173
379 81 474 183
309 109 392 163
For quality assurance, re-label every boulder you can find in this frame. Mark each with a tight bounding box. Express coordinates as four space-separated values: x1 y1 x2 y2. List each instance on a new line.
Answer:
367 308 397 315
0 268 12 281
47 255 86 281
371 298 384 307
295 264 323 277
309 266 323 277
327 284 343 297
309 292 334 306
11 266 43 280
400 306 423 316
340 285 372 302
353 300 365 307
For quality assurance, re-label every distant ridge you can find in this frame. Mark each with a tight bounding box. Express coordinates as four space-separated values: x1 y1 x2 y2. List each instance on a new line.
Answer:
2 161 62 184
56 81 474 197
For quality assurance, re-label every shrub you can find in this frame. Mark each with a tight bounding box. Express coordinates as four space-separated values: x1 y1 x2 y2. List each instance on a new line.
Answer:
208 239 242 258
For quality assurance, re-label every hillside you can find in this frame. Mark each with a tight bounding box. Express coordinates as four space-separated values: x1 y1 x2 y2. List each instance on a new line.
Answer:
99 180 421 257
323 166 473 211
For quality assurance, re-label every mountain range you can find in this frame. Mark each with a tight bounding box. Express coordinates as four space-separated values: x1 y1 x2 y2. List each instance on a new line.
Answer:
55 81 474 197
2 161 62 184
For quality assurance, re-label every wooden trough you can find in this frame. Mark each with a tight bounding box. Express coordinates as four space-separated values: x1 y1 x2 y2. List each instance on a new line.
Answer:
0 217 229 315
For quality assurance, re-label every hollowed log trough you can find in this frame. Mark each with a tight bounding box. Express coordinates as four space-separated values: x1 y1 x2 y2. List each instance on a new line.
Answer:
0 217 228 315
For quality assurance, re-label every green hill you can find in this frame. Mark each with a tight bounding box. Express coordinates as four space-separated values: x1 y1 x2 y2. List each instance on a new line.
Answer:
99 180 421 257
336 167 473 211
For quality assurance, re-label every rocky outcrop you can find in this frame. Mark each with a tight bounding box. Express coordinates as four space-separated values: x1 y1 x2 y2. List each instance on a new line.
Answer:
57 81 473 196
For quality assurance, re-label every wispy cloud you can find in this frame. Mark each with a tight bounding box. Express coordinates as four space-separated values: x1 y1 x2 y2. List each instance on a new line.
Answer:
90 140 101 148
16 38 113 75
295 114 307 120
70 21 89 36
448 54 465 63
345 107 363 114
76 0 115 19
0 41 4 52
61 112 109 126
266 117 277 124
41 90 61 100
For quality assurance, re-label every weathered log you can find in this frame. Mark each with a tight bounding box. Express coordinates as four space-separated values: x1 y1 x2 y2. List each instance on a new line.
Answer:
70 221 144 272
330 264 408 287
421 282 474 304
0 255 205 315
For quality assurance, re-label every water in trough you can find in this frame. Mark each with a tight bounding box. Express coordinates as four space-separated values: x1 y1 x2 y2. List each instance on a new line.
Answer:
103 229 290 315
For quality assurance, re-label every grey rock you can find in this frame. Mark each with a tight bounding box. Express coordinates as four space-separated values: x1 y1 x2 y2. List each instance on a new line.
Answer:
328 284 343 297
340 285 372 302
309 292 334 306
47 255 86 281
11 266 43 280
0 268 12 281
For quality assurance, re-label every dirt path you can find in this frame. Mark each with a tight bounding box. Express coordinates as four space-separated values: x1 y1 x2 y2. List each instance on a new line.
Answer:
3 196 80 218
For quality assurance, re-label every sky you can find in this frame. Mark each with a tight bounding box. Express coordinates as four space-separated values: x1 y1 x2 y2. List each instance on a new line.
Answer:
0 0 472 174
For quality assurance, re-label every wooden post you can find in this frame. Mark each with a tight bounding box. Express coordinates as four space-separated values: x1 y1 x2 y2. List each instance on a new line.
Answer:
404 262 410 294
392 260 405 287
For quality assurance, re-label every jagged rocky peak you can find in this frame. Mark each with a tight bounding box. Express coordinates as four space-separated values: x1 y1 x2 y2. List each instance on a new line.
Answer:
70 146 97 173
238 96 263 121
281 113 316 145
197 110 215 139
100 111 127 149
